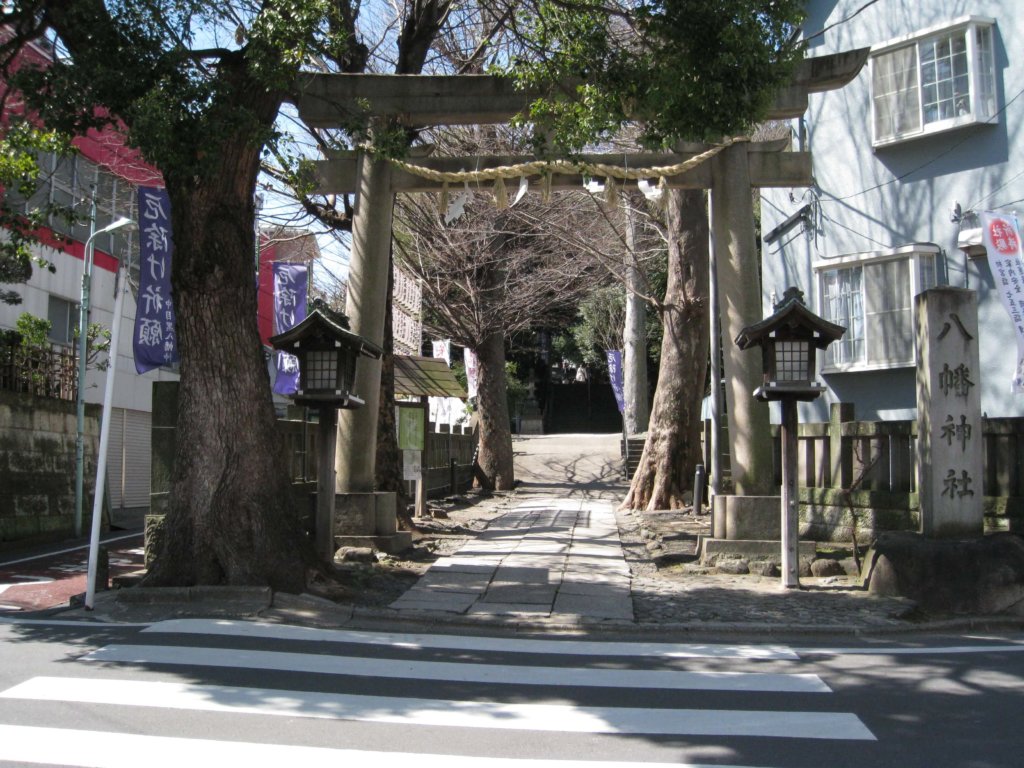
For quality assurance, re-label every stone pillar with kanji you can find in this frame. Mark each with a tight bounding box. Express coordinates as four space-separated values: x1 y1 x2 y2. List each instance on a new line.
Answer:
915 288 984 538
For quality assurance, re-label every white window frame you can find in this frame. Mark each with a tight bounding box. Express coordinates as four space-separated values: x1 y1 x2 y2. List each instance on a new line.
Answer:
814 245 941 373
870 16 997 148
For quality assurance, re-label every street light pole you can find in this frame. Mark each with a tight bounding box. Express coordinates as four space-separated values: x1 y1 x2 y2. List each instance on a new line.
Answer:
73 210 136 539
85 237 134 609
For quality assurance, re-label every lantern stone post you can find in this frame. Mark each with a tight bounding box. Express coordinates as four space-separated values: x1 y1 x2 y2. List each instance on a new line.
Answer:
735 287 845 587
270 306 383 563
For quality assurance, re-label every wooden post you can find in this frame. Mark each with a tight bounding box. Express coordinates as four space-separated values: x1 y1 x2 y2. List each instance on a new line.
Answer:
416 395 428 517
780 398 800 588
317 407 339 563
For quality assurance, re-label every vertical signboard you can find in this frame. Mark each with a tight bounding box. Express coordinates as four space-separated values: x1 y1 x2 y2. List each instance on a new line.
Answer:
979 211 1024 392
272 262 307 395
133 187 178 373
606 349 625 413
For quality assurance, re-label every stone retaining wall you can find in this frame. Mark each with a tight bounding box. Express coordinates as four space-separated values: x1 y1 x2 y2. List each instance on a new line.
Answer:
0 389 100 546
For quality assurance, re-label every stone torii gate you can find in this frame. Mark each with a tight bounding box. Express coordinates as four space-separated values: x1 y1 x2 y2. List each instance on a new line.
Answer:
289 49 867 542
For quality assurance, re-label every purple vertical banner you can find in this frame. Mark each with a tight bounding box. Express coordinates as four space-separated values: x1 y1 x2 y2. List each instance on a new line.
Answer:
606 349 625 413
134 187 178 373
272 262 307 395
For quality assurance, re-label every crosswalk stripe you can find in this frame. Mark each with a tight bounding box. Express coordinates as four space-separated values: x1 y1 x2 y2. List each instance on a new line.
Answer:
143 618 799 659
82 643 830 693
0 724 778 768
0 676 876 740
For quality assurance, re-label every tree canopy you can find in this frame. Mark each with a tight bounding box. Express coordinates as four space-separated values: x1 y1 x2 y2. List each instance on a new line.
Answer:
510 0 805 150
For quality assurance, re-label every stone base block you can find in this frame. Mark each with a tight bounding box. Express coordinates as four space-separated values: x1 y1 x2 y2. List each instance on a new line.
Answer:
699 537 816 568
333 491 403 554
335 491 399 536
335 532 413 554
712 495 782 540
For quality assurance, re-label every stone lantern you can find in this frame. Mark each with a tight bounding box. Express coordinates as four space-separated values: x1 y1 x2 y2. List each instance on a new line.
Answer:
736 287 845 587
270 304 382 561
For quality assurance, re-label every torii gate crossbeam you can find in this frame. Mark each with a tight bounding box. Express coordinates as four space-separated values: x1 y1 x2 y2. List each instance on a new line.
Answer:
288 48 868 535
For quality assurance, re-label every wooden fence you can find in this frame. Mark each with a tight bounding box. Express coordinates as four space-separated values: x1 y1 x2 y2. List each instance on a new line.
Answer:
0 341 77 402
764 404 1023 539
280 413 476 499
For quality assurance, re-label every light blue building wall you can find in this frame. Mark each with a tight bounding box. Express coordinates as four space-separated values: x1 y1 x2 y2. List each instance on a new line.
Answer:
761 0 1024 421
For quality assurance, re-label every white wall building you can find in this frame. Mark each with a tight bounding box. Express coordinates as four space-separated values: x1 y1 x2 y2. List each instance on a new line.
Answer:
761 2 1023 421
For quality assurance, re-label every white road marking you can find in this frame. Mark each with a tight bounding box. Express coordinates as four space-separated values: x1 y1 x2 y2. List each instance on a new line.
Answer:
144 618 799 659
796 643 1024 657
0 677 876 740
0 724 778 768
83 643 829 693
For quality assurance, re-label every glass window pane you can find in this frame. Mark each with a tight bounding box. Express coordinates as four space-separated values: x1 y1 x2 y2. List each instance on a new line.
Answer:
919 254 937 291
921 31 970 126
976 25 996 117
822 266 864 366
866 259 913 366
873 47 922 140
46 296 76 345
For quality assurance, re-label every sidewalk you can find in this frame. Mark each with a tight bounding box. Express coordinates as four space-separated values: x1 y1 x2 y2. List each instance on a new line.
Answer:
6 434 1019 634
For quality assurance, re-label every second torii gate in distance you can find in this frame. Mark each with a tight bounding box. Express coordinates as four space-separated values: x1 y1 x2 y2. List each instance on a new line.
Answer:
289 48 867 541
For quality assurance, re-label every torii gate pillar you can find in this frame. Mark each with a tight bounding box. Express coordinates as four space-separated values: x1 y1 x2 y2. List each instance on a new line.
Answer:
711 143 774 496
336 150 394 493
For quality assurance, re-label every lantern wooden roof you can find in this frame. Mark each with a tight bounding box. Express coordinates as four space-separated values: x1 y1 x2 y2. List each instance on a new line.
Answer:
735 287 845 351
269 307 383 359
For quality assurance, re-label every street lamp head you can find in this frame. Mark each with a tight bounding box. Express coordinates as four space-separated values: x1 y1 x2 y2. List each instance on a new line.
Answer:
86 217 137 248
101 216 137 235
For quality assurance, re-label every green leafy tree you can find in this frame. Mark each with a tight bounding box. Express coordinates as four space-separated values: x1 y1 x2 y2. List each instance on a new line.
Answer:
570 285 625 367
0 121 71 305
511 0 805 151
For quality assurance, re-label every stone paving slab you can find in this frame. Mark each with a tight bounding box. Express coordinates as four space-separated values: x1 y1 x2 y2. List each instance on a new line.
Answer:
481 584 558 605
559 580 630 597
428 559 499 575
415 572 492 593
553 593 634 620
389 590 478 613
491 567 556 585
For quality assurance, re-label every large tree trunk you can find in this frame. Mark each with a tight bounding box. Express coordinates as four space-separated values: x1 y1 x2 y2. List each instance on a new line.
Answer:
620 189 709 511
475 331 514 490
144 122 316 592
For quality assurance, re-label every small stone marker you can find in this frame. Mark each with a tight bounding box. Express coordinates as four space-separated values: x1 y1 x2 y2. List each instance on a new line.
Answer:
916 288 983 537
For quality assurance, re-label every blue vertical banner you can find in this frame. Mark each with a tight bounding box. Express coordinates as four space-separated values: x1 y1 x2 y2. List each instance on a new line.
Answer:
133 187 178 373
606 349 625 413
272 262 307 395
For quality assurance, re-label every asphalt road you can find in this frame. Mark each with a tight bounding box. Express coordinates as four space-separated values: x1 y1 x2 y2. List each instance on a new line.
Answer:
0 617 1022 767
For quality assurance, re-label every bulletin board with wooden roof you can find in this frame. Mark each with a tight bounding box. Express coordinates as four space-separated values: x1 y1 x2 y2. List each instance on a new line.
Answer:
393 355 467 399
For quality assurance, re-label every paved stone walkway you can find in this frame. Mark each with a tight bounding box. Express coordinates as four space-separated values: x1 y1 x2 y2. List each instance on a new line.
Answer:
385 434 925 632
391 499 634 622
